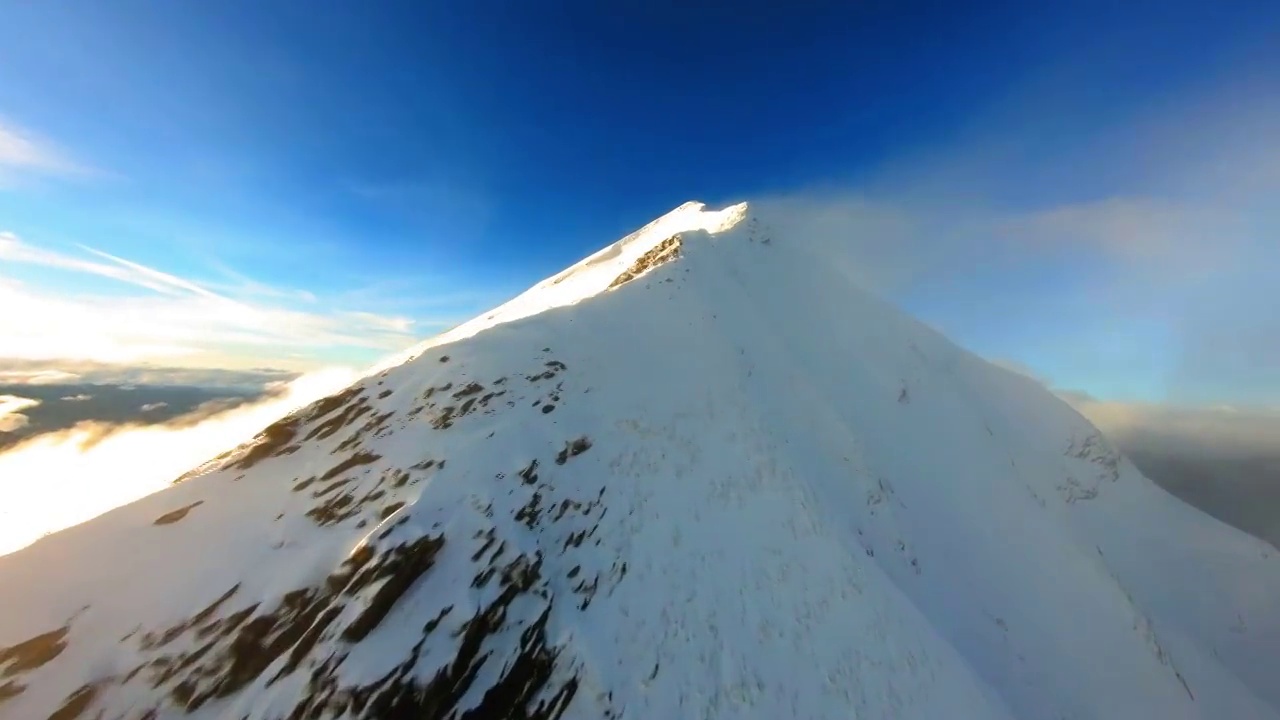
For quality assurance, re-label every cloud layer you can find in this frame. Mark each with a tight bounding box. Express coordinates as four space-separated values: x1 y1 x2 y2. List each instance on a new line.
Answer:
1064 394 1280 548
0 367 356 556
0 359 297 389
0 394 39 432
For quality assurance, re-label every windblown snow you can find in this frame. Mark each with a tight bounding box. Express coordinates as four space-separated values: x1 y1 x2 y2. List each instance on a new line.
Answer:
2 202 1278 720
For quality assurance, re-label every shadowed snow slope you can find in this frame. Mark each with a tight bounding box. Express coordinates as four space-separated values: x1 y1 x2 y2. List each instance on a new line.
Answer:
1 202 1278 720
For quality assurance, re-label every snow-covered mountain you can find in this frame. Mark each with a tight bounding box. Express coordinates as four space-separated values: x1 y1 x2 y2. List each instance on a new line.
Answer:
2 201 1278 720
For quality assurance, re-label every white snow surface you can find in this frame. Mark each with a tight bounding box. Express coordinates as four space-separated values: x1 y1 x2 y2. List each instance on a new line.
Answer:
1 201 1278 720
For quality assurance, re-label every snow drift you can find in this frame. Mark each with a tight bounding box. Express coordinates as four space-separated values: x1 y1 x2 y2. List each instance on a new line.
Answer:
1 202 1277 720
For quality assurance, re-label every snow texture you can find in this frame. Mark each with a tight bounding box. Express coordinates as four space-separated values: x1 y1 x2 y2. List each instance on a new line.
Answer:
1 201 1278 720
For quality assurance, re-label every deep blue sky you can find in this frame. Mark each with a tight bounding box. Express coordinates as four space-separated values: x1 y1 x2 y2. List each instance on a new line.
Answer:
1 1 1277 402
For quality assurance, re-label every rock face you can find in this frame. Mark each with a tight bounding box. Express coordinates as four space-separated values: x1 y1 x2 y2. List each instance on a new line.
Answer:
2 201 1279 720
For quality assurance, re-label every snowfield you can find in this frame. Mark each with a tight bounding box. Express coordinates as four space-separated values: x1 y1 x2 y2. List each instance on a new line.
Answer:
1 202 1278 720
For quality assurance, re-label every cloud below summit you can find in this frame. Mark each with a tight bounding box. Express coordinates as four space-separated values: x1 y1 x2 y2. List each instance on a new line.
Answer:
0 394 39 432
0 367 357 556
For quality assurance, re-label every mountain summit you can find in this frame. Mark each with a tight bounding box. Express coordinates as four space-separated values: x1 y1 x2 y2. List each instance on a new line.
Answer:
2 202 1277 720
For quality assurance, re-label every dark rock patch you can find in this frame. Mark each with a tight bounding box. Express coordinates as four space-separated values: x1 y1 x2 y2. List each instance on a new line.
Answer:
0 681 22 705
287 547 577 720
153 500 204 526
608 234 681 289
431 406 457 430
227 416 300 472
424 382 452 400
47 682 100 720
307 492 359 527
320 451 382 484
121 533 450 714
555 437 593 465
305 392 372 443
313 477 356 499
308 387 363 424
518 459 540 485
141 585 240 650
0 625 69 677
341 534 446 642
515 492 544 529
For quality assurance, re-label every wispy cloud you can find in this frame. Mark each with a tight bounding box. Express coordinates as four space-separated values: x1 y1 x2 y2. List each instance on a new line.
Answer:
0 233 436 369
202 261 319 303
79 244 226 299
996 197 1254 280
753 75 1279 407
0 231 214 296
0 118 96 185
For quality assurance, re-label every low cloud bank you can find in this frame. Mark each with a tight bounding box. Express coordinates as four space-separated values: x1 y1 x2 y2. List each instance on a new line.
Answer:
0 394 39 432
0 368 357 556
1065 394 1280 548
0 359 298 389
987 363 1280 548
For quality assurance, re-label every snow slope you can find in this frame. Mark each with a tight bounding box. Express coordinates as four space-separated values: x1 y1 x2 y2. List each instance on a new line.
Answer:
2 202 1278 720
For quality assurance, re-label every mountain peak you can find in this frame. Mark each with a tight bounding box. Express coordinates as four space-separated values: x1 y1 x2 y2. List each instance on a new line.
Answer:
2 203 1278 720
372 201 748 376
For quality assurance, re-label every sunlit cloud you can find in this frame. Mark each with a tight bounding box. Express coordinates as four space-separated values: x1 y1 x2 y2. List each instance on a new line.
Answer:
0 359 296 389
0 367 357 556
0 234 431 370
0 394 39 432
0 368 81 385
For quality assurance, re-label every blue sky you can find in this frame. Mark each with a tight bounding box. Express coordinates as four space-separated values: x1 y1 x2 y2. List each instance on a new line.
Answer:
0 1 1277 405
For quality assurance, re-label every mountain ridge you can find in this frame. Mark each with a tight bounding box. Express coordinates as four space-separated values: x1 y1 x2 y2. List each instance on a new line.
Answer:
1 201 1278 720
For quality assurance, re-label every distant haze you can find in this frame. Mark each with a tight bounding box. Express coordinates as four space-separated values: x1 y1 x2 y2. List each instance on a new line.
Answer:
1067 397 1280 549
